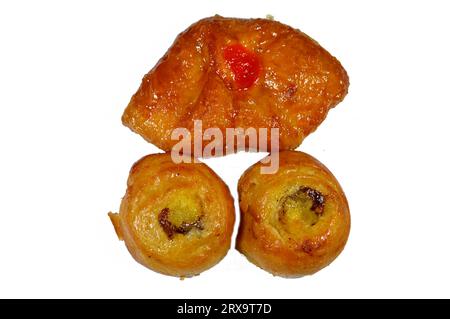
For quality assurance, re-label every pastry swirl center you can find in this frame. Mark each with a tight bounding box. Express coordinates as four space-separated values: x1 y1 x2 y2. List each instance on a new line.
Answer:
279 187 325 227
158 208 203 239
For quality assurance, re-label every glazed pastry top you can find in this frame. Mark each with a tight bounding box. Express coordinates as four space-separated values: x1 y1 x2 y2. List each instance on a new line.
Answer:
122 16 349 152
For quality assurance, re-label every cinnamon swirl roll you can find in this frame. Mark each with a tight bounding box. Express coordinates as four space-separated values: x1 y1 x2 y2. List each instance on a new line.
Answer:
236 151 350 277
109 153 235 277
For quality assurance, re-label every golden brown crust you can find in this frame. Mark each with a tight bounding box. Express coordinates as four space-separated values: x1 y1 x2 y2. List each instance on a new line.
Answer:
110 153 235 277
236 151 350 277
122 16 349 153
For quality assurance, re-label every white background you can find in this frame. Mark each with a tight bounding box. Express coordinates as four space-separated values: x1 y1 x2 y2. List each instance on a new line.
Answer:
1 0 449 298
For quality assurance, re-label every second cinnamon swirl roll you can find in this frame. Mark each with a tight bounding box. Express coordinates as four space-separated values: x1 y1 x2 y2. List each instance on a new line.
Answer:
237 151 350 277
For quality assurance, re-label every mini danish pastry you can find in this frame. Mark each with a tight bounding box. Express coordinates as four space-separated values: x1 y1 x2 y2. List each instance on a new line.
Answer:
122 16 349 154
236 151 350 277
109 153 235 277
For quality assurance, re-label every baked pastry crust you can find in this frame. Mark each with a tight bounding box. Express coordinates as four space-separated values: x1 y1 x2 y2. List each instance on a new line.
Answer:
109 153 235 277
122 16 349 153
237 151 350 277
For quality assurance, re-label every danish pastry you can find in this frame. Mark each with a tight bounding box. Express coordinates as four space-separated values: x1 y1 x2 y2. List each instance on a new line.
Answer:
236 151 350 277
122 16 349 154
109 153 235 277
